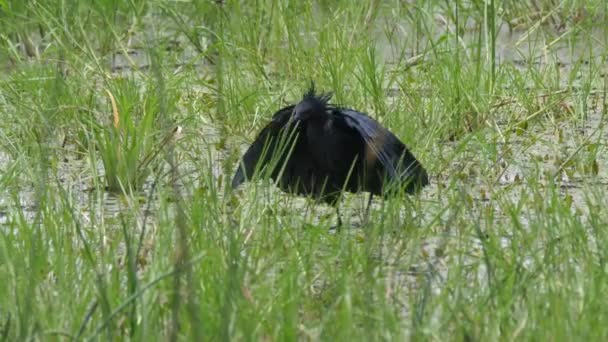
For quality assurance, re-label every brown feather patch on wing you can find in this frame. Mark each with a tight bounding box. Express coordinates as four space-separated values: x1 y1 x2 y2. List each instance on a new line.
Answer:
364 131 387 167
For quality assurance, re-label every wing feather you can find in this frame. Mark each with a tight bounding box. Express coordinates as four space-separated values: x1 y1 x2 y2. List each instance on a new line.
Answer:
340 109 427 187
231 106 295 188
340 109 402 177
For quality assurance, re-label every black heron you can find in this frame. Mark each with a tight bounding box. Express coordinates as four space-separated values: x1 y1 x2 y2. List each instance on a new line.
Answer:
231 84 429 227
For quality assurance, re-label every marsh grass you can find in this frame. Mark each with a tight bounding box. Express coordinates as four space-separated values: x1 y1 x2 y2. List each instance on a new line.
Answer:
92 76 173 193
1 0 608 340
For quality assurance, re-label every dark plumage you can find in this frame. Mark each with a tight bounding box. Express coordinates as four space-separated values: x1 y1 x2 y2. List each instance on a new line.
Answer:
232 84 429 226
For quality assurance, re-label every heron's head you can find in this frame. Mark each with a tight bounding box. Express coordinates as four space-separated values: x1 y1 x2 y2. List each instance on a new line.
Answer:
292 82 333 122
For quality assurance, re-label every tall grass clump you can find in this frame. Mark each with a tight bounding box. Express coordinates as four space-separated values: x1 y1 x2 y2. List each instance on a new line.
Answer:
92 77 171 193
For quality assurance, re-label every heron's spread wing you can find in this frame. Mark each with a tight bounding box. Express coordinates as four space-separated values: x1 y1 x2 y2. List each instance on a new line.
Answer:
339 109 404 178
231 106 295 188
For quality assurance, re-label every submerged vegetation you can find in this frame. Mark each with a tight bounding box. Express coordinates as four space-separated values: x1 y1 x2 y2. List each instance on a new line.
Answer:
0 0 607 340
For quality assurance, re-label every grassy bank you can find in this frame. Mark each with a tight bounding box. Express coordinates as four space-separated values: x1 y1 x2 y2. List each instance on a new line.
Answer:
1 0 607 340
